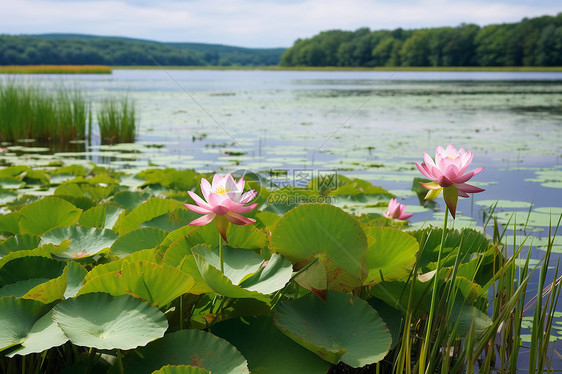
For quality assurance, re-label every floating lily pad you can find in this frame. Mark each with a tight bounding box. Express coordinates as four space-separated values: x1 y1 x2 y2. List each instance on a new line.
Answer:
41 226 118 260
270 203 368 291
273 290 392 367
119 197 183 235
78 260 196 307
7 309 68 357
0 234 41 256
151 366 210 374
18 197 82 235
213 317 331 374
363 226 419 285
0 296 52 351
110 227 168 257
52 293 168 350
120 329 249 374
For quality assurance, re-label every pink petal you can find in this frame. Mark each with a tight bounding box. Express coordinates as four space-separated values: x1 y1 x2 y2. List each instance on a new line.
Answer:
458 190 470 198
189 213 215 226
212 174 223 188
399 212 413 220
200 178 212 200
455 183 485 194
423 152 437 169
208 191 227 208
188 191 211 210
183 203 212 215
239 190 257 204
225 212 256 225
230 202 258 214
212 205 230 215
454 170 475 184
437 175 454 187
469 166 484 176
416 163 434 180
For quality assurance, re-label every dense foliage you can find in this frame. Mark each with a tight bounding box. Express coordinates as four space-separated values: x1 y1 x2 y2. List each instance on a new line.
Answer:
0 164 559 373
281 13 562 67
0 34 285 67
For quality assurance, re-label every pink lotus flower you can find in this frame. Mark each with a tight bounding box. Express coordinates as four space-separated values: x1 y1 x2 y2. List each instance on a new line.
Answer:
415 144 484 218
383 198 413 220
184 173 258 242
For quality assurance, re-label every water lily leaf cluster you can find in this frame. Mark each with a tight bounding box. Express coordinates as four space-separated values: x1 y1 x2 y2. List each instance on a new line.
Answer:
0 164 506 373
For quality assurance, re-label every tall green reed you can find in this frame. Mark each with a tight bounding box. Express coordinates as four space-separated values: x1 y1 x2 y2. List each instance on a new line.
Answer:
0 81 91 144
97 96 136 144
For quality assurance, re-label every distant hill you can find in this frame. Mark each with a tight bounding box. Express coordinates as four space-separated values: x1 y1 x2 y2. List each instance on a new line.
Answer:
0 34 286 66
281 13 562 67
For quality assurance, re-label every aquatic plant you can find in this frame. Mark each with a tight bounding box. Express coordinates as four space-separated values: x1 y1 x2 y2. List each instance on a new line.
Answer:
383 198 413 220
97 96 137 144
0 81 91 144
0 164 558 374
0 65 112 74
416 144 485 218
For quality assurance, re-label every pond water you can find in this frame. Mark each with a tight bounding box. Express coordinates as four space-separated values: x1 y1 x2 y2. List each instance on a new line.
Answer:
2 69 561 231
2 69 562 367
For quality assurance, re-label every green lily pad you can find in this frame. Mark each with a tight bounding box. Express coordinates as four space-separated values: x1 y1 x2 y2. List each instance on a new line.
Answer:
184 223 266 251
119 197 183 235
0 211 21 235
273 290 392 367
0 234 41 256
78 260 196 307
113 190 151 211
363 226 419 285
18 197 82 235
213 317 331 374
7 309 68 357
192 246 289 300
52 293 168 350
110 227 168 257
41 226 118 260
79 204 125 230
270 203 368 291
152 366 210 374
121 329 249 374
0 256 66 287
0 296 52 351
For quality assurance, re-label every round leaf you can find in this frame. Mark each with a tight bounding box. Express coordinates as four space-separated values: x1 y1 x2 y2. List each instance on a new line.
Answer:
152 366 210 374
18 197 82 235
213 317 331 374
0 296 52 351
270 203 368 290
121 329 249 374
110 227 168 257
363 226 418 285
78 260 196 307
273 290 392 367
52 293 168 350
41 226 118 260
7 309 68 357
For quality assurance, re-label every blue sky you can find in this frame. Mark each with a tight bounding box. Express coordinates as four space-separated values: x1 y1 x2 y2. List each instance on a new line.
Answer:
0 0 560 48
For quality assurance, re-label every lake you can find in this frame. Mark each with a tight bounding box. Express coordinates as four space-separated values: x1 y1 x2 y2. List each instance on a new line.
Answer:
2 69 561 231
1 69 562 368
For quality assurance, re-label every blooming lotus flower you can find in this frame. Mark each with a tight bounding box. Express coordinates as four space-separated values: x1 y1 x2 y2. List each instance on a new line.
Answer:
415 144 484 218
184 173 258 242
383 198 413 220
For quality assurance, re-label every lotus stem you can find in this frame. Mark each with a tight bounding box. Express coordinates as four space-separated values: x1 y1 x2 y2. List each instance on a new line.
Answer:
219 232 224 274
421 206 448 373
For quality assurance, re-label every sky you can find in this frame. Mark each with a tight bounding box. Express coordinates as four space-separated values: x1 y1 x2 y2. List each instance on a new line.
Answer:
0 0 560 48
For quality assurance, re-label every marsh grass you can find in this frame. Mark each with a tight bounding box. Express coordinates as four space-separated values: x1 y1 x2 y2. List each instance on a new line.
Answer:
0 81 91 144
0 65 112 74
97 96 136 144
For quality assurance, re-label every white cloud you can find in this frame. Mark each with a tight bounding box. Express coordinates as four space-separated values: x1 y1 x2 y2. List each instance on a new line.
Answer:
0 0 559 47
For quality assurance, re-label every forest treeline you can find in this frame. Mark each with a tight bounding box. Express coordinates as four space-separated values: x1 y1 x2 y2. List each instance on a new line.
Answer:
281 13 562 67
0 34 285 66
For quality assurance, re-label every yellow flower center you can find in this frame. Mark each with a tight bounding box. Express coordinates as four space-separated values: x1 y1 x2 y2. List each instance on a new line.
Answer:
215 186 228 196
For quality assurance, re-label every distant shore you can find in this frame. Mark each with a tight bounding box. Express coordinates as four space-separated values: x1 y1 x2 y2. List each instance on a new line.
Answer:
1 65 561 74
